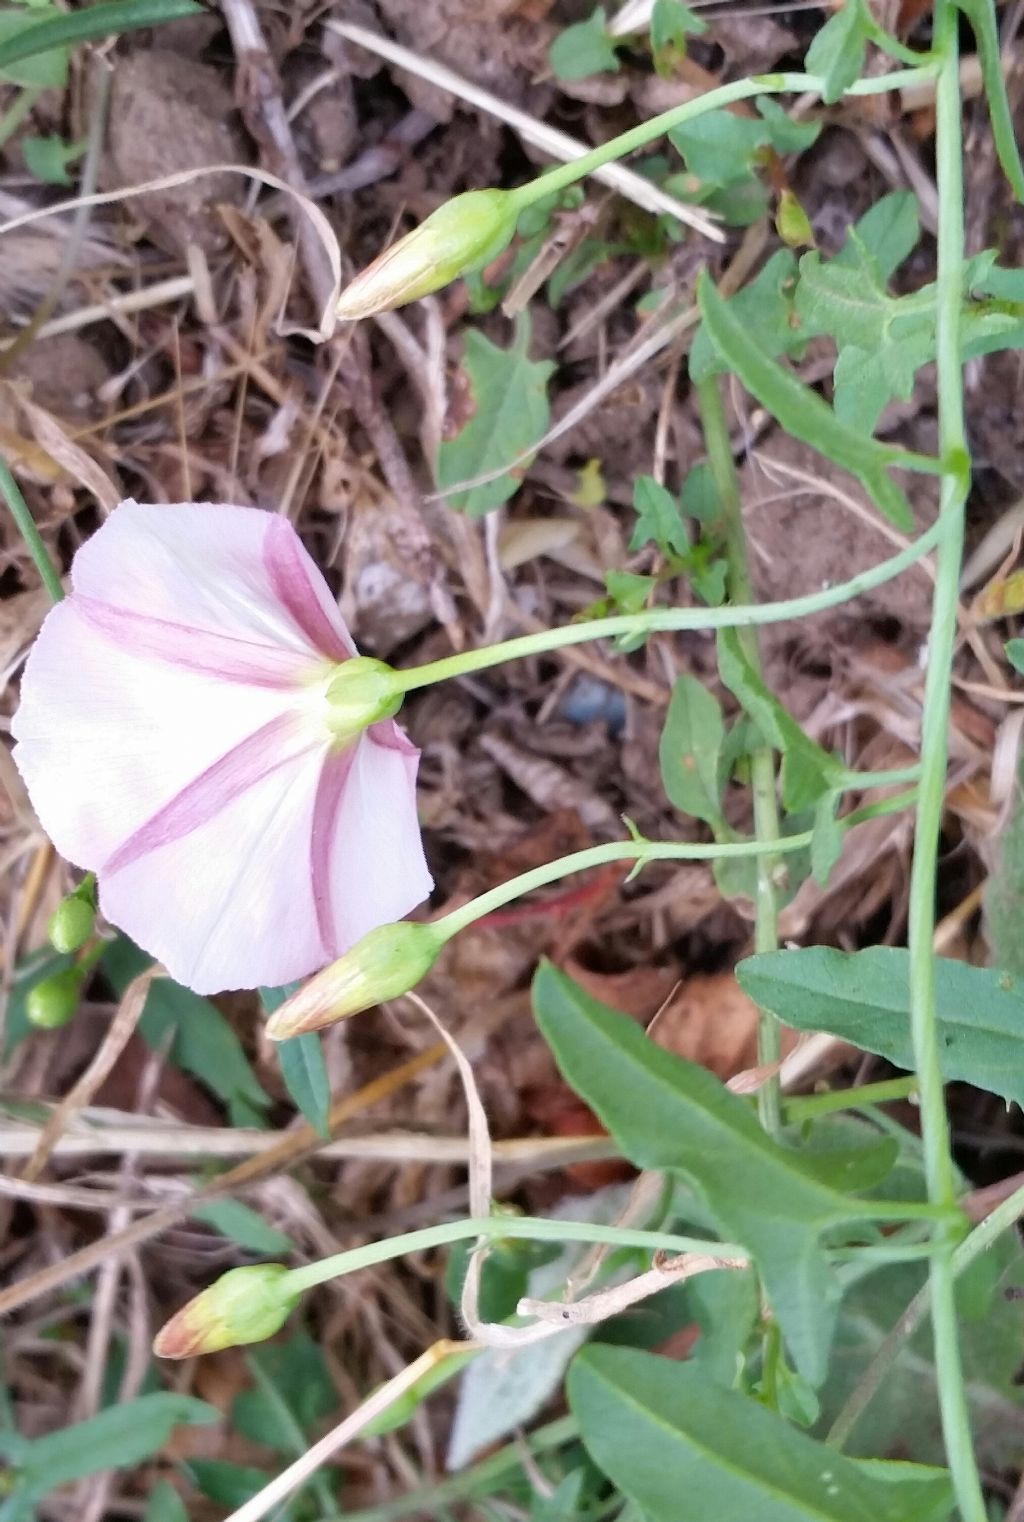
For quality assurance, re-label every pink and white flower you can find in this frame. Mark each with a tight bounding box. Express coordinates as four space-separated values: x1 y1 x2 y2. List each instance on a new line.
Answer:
12 501 432 994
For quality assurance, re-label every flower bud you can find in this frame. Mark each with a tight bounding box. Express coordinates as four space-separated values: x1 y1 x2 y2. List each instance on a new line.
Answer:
266 921 443 1039
324 656 404 741
26 966 84 1029
48 891 96 954
335 190 520 319
153 1264 298 1358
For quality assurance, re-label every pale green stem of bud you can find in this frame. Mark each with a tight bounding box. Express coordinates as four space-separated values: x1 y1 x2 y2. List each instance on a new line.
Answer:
323 656 404 742
153 1264 298 1358
334 65 936 319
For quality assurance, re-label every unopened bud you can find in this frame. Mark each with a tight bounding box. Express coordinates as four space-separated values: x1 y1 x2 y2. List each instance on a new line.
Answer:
266 921 443 1039
26 966 84 1029
153 1264 298 1358
48 892 95 954
324 657 403 741
336 190 520 319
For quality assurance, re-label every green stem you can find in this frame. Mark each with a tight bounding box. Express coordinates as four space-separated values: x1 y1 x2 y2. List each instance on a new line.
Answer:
905 6 986 1516
394 522 942 694
0 458 63 603
827 1179 1024 1449
435 833 813 942
281 1217 745 1299
505 68 939 214
696 373 783 1137
839 765 922 791
784 1077 918 1123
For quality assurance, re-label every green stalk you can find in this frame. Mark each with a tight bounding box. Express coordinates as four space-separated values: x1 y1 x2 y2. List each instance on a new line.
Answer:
0 458 63 603
394 521 941 694
696 373 783 1136
505 68 939 215
281 1217 745 1299
784 1077 918 1124
905 5 986 1516
434 833 813 942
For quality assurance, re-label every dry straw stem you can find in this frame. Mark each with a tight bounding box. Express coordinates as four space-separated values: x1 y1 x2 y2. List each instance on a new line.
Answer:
327 20 723 240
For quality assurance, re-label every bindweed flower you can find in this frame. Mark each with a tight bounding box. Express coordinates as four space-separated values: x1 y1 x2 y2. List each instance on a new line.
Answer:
336 189 520 318
154 1263 297 1357
12 501 432 994
266 919 443 1038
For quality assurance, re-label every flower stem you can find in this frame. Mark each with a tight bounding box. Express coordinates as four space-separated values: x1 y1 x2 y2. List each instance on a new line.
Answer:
0 458 64 603
281 1217 745 1299
905 6 986 1516
784 1077 918 1123
696 373 783 1137
394 522 942 694
434 833 813 942
505 68 940 215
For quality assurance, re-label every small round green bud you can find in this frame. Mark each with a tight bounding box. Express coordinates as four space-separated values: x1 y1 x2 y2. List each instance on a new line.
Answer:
324 657 404 742
336 189 520 318
48 893 96 954
266 921 444 1038
153 1264 298 1359
26 967 83 1029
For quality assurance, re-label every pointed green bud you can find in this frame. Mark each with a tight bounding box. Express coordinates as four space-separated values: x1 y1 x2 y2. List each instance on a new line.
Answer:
26 966 84 1029
153 1264 298 1358
335 190 519 319
324 656 404 742
48 891 96 955
266 921 444 1038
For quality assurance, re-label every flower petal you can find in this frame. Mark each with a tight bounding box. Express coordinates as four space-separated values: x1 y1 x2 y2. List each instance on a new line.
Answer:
320 726 434 950
70 500 355 662
12 600 306 870
97 740 334 992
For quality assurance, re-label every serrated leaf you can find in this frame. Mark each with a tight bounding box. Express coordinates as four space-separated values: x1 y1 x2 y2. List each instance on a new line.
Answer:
658 674 726 828
532 962 885 1384
569 1346 954 1522
806 0 872 103
689 250 801 384
717 628 845 811
604 568 656 614
834 192 920 284
630 474 689 556
22 132 82 185
756 94 822 156
668 108 769 190
192 1198 294 1256
650 0 706 75
549 6 620 80
103 937 271 1125
261 984 330 1137
697 270 931 530
737 946 1024 1109
437 314 555 515
1007 637 1024 674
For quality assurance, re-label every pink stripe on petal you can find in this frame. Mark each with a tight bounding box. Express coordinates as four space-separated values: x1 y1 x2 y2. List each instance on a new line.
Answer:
104 712 315 876
263 516 352 661
368 719 419 756
74 596 311 689
310 746 356 959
